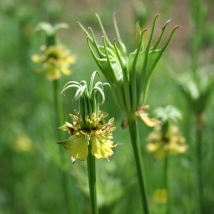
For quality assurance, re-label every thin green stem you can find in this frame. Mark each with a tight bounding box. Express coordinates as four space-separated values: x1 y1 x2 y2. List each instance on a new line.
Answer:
127 111 149 214
87 143 98 214
53 79 73 213
164 155 170 214
196 115 204 214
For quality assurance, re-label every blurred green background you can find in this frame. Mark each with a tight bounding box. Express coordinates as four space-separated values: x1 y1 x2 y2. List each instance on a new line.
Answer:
1 0 214 213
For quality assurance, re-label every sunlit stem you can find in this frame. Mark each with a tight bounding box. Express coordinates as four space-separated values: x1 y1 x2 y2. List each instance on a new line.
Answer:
127 111 149 214
87 142 98 214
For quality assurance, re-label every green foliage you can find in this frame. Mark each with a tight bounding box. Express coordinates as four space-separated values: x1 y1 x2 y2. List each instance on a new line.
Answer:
1 0 214 213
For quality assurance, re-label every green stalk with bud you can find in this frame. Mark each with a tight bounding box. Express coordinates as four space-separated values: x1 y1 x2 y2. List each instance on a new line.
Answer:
147 106 187 213
79 14 179 213
32 22 76 213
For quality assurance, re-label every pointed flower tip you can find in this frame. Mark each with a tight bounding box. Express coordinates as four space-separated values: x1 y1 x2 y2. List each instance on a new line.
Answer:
155 14 160 18
71 157 76 164
107 156 111 161
162 20 171 30
113 38 117 43
142 28 148 33
116 142 123 146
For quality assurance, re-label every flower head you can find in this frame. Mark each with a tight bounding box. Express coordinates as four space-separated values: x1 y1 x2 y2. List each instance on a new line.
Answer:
58 71 120 163
146 106 187 158
32 22 76 80
31 45 76 80
146 125 187 159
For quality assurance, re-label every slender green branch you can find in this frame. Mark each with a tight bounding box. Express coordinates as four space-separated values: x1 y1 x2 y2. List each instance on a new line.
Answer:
196 114 204 214
164 155 170 214
53 79 73 213
87 142 98 214
127 111 149 214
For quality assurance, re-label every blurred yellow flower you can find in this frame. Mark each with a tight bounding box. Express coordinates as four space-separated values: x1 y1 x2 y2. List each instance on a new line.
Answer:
31 45 76 80
146 125 187 159
13 134 33 153
153 189 168 203
58 111 119 163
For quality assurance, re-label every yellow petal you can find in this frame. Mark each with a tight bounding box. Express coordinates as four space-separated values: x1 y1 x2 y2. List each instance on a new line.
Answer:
46 68 61 80
137 110 162 127
58 124 68 132
90 134 114 159
58 134 89 162
58 122 75 134
66 55 76 64
31 54 42 63
60 66 74 75
169 143 188 154
146 143 159 152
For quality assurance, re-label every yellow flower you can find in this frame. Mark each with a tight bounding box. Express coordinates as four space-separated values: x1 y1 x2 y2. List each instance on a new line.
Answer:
90 118 117 159
13 134 33 153
146 125 187 159
59 132 89 163
31 45 76 80
153 189 168 203
58 111 119 163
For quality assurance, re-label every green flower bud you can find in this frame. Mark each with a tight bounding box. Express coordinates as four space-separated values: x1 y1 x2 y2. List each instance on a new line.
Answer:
79 14 179 113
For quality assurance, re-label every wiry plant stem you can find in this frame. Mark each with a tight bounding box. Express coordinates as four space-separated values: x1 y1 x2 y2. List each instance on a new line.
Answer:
196 113 204 214
87 142 98 214
127 111 149 214
53 79 73 213
164 155 170 214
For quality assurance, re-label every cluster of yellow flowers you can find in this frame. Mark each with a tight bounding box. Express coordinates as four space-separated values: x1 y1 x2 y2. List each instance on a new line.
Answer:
58 110 119 163
146 125 188 159
31 45 76 80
